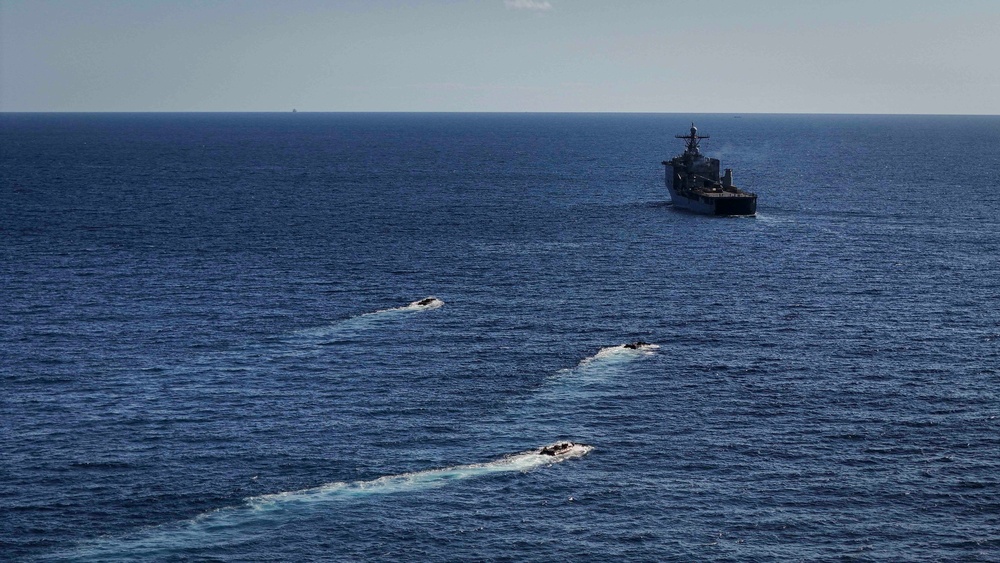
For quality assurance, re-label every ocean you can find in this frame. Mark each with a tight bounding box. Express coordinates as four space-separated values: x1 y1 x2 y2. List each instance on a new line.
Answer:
1 112 998 561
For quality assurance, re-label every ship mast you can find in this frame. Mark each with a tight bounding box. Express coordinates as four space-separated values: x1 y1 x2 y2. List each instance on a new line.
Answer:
675 123 709 155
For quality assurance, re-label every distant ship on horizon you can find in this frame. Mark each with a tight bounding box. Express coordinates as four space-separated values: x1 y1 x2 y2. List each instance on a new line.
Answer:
662 124 757 216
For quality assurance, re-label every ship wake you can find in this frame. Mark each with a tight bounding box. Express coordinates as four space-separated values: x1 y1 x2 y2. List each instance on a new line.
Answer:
250 443 590 508
500 341 660 421
576 342 660 368
290 296 444 341
62 443 589 560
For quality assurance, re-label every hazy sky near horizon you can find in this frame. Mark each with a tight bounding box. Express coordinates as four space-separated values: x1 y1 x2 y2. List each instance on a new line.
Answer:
2 0 998 113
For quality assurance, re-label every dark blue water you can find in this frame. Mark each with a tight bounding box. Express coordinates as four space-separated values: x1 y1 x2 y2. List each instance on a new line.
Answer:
2 113 998 561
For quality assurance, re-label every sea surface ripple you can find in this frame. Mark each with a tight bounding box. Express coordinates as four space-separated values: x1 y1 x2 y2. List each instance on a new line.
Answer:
2 113 998 561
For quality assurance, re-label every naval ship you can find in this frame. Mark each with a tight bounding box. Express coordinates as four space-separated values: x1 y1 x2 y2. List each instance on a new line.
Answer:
662 124 757 216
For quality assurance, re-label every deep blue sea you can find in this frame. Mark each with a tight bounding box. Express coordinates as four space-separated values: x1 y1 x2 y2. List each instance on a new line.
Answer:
2 113 999 561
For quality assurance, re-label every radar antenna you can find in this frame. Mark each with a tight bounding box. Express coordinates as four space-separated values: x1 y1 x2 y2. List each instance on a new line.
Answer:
675 122 710 155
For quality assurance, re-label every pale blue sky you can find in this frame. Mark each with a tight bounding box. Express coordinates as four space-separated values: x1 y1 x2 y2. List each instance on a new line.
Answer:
2 0 998 113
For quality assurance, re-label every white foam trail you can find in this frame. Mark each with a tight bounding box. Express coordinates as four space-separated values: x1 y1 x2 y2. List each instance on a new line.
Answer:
290 297 444 341
334 295 443 322
527 343 662 393
65 443 589 560
390 296 445 313
252 443 590 507
525 342 660 398
576 343 660 367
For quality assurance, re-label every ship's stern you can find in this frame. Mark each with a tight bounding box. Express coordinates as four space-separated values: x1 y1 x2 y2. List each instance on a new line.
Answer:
714 195 757 216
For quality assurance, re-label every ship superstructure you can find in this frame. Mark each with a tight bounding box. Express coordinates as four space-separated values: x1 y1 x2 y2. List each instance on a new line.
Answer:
662 124 756 216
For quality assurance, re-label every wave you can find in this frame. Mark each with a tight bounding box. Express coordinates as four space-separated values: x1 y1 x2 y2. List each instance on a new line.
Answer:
62 443 589 561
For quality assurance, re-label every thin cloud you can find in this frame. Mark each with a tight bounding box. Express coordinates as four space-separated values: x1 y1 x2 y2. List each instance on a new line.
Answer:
504 0 553 11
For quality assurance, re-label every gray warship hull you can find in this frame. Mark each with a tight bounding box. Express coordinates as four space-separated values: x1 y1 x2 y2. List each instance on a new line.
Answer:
667 184 757 217
665 182 757 216
663 124 757 216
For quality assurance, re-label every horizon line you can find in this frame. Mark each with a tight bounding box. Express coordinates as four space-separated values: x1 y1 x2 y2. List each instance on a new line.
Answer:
2 110 998 117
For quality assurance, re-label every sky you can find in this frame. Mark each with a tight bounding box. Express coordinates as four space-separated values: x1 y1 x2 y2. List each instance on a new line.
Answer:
1 0 998 114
